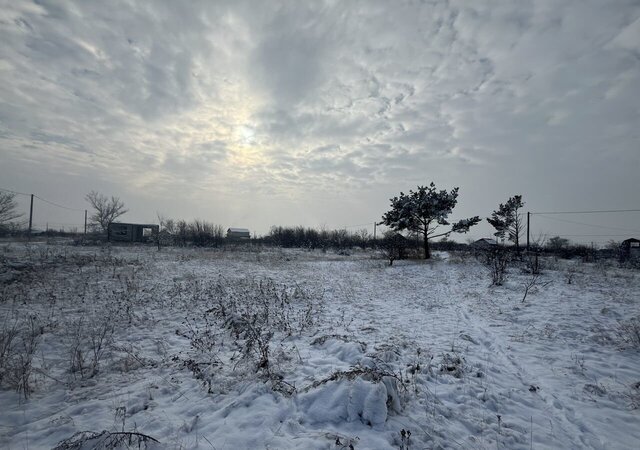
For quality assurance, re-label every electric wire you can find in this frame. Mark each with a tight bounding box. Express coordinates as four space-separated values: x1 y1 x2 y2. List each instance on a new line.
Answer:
531 209 640 215
0 187 84 211
34 195 84 212
551 234 633 237
535 213 640 234
0 187 31 196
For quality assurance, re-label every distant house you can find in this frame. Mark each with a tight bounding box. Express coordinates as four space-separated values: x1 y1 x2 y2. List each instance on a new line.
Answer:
472 238 498 248
227 227 251 239
620 238 640 261
108 223 159 243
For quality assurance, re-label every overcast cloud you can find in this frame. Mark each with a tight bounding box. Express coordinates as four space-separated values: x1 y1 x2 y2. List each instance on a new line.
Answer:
1 0 639 240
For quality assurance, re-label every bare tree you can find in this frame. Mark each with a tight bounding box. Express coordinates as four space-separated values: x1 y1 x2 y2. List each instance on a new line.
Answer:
156 212 177 237
85 191 128 232
0 192 23 230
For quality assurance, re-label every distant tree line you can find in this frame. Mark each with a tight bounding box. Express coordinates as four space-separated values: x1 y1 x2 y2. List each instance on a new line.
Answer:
264 226 371 250
157 217 225 247
0 188 630 264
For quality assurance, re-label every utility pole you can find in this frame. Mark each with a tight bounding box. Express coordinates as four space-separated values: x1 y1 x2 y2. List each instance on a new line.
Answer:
28 194 34 239
373 222 379 249
84 210 87 235
526 211 530 251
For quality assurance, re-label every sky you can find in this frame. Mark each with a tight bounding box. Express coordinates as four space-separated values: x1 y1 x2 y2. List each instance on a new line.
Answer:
1 0 639 242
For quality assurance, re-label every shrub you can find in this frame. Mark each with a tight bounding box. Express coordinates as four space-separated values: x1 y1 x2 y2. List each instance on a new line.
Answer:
0 315 42 399
485 247 510 286
616 316 640 349
53 430 159 450
67 315 114 380
381 232 408 266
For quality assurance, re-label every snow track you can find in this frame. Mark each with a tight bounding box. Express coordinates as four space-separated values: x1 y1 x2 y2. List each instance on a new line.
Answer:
455 300 601 449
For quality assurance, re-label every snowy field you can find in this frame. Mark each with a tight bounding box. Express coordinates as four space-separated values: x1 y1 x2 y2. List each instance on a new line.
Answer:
1 242 639 449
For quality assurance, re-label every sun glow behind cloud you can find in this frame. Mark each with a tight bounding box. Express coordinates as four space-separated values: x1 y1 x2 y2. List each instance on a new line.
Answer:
0 0 639 235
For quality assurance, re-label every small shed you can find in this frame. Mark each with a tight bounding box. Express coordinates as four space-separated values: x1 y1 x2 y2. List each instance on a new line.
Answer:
620 238 640 261
108 223 159 243
227 227 251 239
472 238 498 248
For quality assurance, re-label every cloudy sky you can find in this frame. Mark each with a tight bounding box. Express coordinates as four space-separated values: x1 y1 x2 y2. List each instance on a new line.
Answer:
1 0 639 241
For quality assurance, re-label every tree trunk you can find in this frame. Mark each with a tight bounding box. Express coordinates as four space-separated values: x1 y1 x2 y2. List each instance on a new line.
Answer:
514 216 521 257
423 233 430 259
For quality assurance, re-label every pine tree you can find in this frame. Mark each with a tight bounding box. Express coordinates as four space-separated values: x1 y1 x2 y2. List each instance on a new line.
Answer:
381 183 480 259
487 195 525 253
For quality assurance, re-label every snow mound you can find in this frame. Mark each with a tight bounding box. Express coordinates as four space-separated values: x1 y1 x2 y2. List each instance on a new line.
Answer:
310 335 367 364
298 376 400 429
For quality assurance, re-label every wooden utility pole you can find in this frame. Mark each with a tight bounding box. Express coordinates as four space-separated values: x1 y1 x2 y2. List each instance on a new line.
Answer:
84 210 87 235
526 211 530 251
28 194 34 239
373 222 377 241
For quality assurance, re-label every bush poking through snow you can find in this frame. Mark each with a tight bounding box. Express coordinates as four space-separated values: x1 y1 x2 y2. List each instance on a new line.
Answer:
521 272 551 303
52 430 159 450
616 316 640 349
304 364 403 391
439 352 465 378
523 251 543 275
625 382 640 409
0 319 19 384
0 314 42 399
485 247 510 286
399 428 412 450
67 315 115 380
206 277 323 338
177 277 323 389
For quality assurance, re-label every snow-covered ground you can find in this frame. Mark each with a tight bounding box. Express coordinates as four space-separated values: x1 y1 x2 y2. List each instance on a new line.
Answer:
1 242 639 449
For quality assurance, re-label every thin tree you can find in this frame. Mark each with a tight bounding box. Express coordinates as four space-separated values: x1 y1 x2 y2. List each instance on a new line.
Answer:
487 195 525 254
0 192 23 228
381 183 480 259
85 191 128 232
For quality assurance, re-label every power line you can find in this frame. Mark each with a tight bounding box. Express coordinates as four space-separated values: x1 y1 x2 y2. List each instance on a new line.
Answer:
555 234 628 237
535 214 640 234
33 222 84 227
532 209 640 215
0 187 30 196
34 195 84 212
1 187 84 211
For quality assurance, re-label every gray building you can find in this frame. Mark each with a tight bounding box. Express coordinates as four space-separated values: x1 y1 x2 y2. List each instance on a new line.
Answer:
227 227 251 239
620 238 640 261
108 223 159 243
